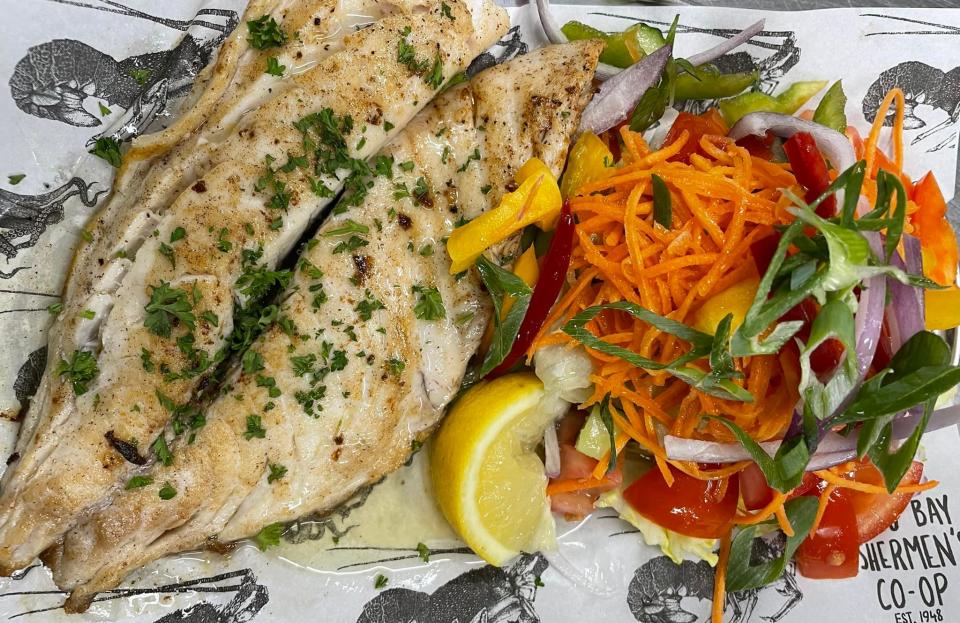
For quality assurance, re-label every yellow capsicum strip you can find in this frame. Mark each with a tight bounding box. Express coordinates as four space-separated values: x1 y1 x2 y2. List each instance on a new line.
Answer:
560 131 614 199
446 157 562 274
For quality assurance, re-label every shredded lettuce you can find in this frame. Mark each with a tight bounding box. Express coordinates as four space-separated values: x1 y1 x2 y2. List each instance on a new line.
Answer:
596 490 719 566
533 343 594 405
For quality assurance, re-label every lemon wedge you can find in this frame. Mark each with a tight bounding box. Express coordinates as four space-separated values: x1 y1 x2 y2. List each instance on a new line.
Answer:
430 372 557 566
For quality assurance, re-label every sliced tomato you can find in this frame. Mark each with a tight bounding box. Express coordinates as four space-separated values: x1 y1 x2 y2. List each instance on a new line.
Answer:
556 443 597 480
788 471 824 500
551 491 597 518
843 460 923 543
736 132 777 161
783 132 836 217
795 490 860 579
739 462 774 511
623 466 738 538
556 411 587 446
665 110 729 164
780 299 846 381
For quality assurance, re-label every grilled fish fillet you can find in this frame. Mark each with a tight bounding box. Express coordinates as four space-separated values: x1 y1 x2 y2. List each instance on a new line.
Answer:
50 40 604 611
0 0 507 573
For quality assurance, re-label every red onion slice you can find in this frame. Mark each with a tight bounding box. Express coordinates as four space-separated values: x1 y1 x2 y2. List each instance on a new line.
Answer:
886 234 925 352
544 423 561 478
578 44 672 135
855 232 887 379
894 403 960 438
729 112 856 180
664 431 856 471
686 20 766 67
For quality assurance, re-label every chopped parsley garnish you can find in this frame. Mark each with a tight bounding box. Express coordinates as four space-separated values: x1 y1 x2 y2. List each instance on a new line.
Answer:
159 242 176 267
47 302 63 315
254 522 284 550
417 542 431 562
244 414 267 440
418 244 433 257
79 309 95 320
151 434 173 466
397 28 427 73
330 349 348 371
89 137 122 167
247 15 287 49
295 385 326 417
323 220 369 237
269 217 283 230
256 375 281 398
144 282 196 338
169 227 186 243
299 259 323 279
202 310 219 326
374 155 394 178
332 235 368 254
441 2 454 20
80 229 93 242
125 475 153 490
425 53 444 89
392 182 410 200
399 160 415 172
480 184 492 194
216 228 232 252
355 292 385 320
413 284 445 320
7 174 24 185
384 121 395 132
290 353 317 377
158 482 177 500
374 574 388 589
128 68 152 85
265 56 286 76
98 102 111 116
267 462 287 483
413 177 431 203
56 350 98 395
457 148 481 173
387 358 405 376
455 311 475 326
140 347 155 372
242 349 266 374
236 264 292 301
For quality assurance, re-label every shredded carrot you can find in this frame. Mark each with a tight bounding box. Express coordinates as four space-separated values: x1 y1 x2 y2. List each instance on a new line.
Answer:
810 484 837 535
814 470 940 495
865 87 905 177
774 504 795 538
712 530 732 623
733 491 790 526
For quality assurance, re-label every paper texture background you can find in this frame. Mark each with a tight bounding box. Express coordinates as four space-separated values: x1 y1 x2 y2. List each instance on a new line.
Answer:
0 1 958 621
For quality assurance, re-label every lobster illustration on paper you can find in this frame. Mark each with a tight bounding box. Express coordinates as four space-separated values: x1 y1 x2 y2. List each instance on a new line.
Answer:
861 14 960 153
9 0 238 142
0 177 104 262
0 567 268 621
626 542 802 623
356 553 549 623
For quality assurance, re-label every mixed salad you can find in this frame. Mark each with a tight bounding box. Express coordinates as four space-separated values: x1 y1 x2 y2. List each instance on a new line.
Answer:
431 6 960 622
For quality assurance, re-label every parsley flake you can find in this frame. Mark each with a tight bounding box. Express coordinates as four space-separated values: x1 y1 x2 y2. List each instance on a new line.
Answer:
265 56 286 76
56 350 98 395
413 284 445 320
247 15 287 49
244 414 267 440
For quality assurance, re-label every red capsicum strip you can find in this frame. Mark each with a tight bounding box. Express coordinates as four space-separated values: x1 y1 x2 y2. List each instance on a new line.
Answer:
488 202 576 378
784 131 836 217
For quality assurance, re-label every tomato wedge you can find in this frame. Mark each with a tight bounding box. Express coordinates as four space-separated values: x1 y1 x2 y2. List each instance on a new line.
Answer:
795 490 860 579
623 466 738 538
843 460 924 543
665 110 729 164
739 462 774 511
